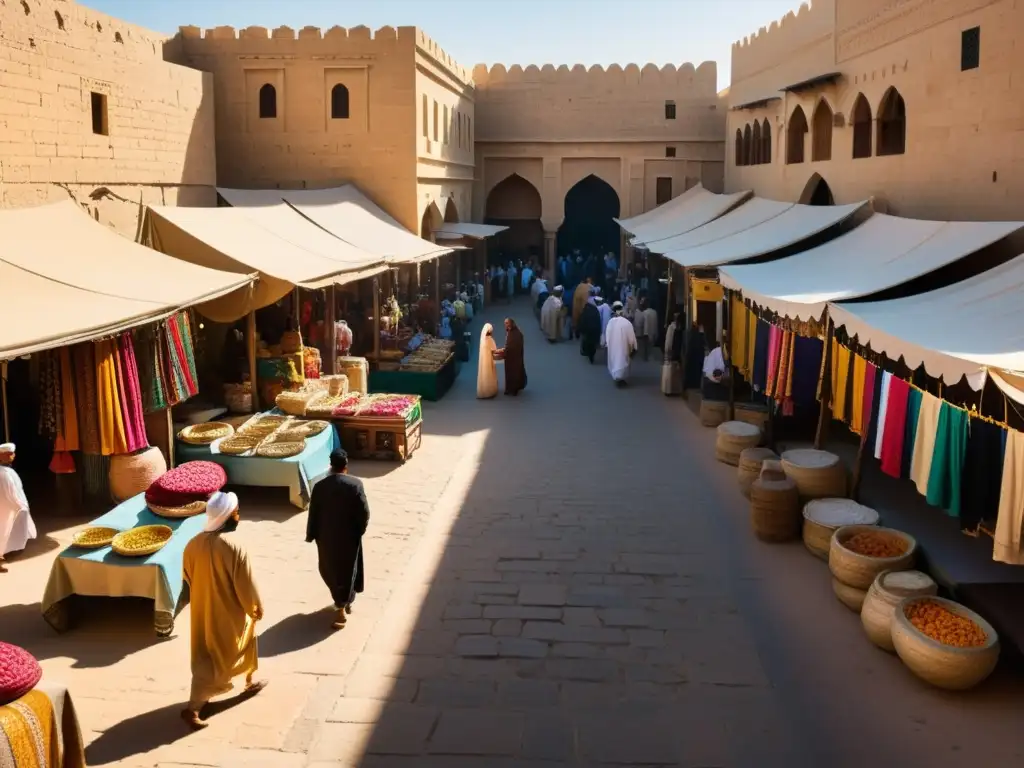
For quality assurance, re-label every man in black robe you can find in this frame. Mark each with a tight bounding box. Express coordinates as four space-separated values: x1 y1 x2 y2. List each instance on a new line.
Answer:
578 297 602 364
306 449 369 630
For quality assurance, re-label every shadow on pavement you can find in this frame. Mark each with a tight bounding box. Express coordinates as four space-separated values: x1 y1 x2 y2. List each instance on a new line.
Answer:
259 607 337 657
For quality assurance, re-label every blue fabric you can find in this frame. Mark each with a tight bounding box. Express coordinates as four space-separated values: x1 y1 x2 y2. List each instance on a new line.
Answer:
176 416 339 508
58 494 207 613
751 319 771 391
791 336 823 406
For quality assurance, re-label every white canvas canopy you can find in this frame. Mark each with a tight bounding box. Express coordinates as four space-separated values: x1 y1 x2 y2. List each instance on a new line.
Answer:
433 222 508 240
0 201 255 359
145 205 388 322
719 214 1023 320
615 183 707 233
218 186 452 264
620 187 752 246
829 253 1024 389
644 197 794 254
661 200 869 268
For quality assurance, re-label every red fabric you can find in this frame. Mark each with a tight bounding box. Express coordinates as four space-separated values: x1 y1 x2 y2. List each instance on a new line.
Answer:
880 377 910 477
0 642 42 706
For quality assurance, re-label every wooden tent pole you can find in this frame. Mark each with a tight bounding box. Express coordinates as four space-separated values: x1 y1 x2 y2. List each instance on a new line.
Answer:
246 310 259 412
372 276 382 361
814 317 835 449
326 284 337 376
725 290 735 421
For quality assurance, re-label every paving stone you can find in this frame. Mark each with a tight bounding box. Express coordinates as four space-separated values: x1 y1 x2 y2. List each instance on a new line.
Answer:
443 618 494 634
427 709 525 755
454 634 499 658
544 658 620 682
576 712 679 764
492 618 523 637
518 584 568 606
416 679 497 708
498 637 549 658
549 642 605 659
483 605 562 621
444 604 483 620
599 608 652 627
627 628 667 648
522 621 627 645
561 606 601 626
496 679 561 709
522 712 576 761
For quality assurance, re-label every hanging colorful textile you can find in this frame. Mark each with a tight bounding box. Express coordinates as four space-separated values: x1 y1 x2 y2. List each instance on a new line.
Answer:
901 387 923 480
37 351 60 440
72 343 101 455
960 417 1006 533
873 372 893 460
752 319 770 392
57 347 79 451
112 339 135 450
765 325 782 399
730 296 747 377
791 336 823 406
994 429 1024 564
95 337 128 456
176 312 200 398
910 391 942 495
925 402 969 517
849 354 867 435
134 326 168 413
860 363 878 439
864 363 885 450
118 333 149 451
879 377 910 478
830 340 851 421
745 310 757 379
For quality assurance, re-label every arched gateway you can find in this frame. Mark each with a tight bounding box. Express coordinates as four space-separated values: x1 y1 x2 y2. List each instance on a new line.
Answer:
557 175 621 262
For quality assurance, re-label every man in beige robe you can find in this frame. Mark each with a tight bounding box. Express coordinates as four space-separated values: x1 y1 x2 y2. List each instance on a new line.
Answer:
181 491 266 729
540 287 564 343
571 278 593 339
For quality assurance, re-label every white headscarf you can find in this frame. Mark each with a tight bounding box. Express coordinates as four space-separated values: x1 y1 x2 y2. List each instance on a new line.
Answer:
0 443 14 455
204 491 239 532
479 323 495 359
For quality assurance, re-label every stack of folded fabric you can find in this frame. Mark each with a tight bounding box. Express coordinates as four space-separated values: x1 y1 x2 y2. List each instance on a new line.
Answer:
144 461 227 511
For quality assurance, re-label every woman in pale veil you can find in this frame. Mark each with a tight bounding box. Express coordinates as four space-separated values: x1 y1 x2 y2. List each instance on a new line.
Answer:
477 323 499 399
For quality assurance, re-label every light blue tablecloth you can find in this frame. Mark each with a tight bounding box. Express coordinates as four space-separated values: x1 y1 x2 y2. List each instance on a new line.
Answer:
41 493 207 636
175 419 339 508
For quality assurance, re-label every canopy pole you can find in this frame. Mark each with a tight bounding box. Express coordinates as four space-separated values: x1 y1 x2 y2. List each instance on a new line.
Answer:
434 258 441 312
1 360 9 443
246 310 259 412
726 291 735 422
373 275 382 361
293 288 301 331
681 267 691 398
326 284 337 376
814 317 835 449
850 423 870 501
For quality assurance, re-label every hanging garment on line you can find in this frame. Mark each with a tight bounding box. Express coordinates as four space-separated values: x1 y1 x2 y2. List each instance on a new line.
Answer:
901 387 922 480
879 377 911 479
910 391 942 496
994 429 1024 565
960 417 1006 533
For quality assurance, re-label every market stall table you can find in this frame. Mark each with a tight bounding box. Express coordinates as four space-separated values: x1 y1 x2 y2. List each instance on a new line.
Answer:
333 395 423 462
175 414 339 508
41 495 207 637
369 354 459 401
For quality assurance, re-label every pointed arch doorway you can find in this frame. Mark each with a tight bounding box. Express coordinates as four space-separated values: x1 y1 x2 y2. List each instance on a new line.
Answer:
799 173 835 206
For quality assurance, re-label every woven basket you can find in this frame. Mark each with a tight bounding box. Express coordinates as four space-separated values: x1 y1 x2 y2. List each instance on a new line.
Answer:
218 435 261 456
832 577 868 612
322 374 349 397
861 570 937 652
781 449 847 500
224 383 253 414
738 448 778 498
829 525 917 590
71 526 119 549
699 399 727 428
802 498 880 560
111 525 172 557
734 402 769 432
256 440 305 458
750 474 800 542
891 597 1000 690
177 422 234 445
148 500 207 519
338 356 369 394
715 421 762 466
109 447 167 503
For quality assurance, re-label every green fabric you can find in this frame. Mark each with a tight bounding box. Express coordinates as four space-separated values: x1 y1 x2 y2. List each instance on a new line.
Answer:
902 388 922 479
925 403 969 517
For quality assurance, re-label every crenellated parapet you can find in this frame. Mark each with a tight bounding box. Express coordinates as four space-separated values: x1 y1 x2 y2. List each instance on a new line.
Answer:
730 0 836 83
175 23 415 56
471 61 718 96
415 29 472 85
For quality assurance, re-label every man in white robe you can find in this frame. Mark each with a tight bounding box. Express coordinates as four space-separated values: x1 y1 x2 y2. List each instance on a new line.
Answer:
540 287 564 343
0 443 36 571
605 302 637 387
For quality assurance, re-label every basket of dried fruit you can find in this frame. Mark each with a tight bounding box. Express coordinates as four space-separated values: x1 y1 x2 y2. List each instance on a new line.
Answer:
802 498 879 560
111 525 173 557
829 525 916 591
861 570 938 652
177 422 234 445
71 526 120 549
892 596 999 690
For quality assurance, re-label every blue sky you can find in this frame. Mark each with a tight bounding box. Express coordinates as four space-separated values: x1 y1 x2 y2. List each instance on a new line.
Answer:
83 0 803 90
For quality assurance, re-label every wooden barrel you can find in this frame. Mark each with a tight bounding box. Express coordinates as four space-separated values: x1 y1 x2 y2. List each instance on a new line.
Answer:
750 471 800 543
338 356 369 394
861 570 938 652
801 498 879 560
734 402 769 434
832 578 868 612
699 399 727 428
781 449 847 500
738 448 778 498
715 421 762 466
891 596 1000 691
829 525 917 590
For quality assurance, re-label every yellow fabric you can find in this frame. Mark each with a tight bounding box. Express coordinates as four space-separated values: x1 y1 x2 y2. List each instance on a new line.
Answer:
849 354 867 435
183 532 263 708
730 297 748 377
95 338 127 456
572 283 591 326
910 392 942 495
784 330 796 398
691 279 724 303
831 340 850 422
0 689 58 768
58 347 80 451
746 309 757 379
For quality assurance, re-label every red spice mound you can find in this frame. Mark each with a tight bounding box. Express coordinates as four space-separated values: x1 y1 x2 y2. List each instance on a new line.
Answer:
145 461 226 506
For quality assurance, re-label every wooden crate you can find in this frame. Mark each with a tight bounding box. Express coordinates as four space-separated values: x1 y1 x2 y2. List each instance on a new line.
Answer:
336 416 422 462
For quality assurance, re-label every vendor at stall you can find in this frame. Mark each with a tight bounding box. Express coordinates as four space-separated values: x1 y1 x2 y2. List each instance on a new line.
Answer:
0 443 36 572
701 332 730 401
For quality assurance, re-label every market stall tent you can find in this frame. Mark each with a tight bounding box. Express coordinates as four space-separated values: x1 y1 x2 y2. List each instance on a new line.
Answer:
617 185 752 246
828 252 1024 389
660 199 870 268
615 182 707 233
0 201 256 359
144 204 388 322
218 186 453 265
433 222 508 240
719 214 1023 320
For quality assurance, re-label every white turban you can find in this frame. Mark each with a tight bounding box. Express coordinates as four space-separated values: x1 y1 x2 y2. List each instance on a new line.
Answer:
553 285 564 292
204 491 239 532
0 443 14 455
612 301 624 310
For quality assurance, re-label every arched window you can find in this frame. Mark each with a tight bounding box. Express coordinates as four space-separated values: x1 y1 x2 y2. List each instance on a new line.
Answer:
743 124 753 166
752 121 762 165
735 129 744 166
331 84 350 119
851 94 872 159
877 87 906 156
258 83 276 119
811 99 833 162
787 106 808 164
761 119 772 164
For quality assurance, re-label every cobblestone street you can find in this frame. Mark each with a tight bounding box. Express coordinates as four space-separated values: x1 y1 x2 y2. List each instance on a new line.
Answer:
2 298 1023 767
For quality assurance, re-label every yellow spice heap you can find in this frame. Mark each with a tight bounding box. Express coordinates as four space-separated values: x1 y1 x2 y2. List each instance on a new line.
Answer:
845 531 908 558
906 600 987 648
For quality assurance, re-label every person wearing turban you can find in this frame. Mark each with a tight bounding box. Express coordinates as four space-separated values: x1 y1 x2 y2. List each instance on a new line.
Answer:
180 491 266 728
0 443 36 571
